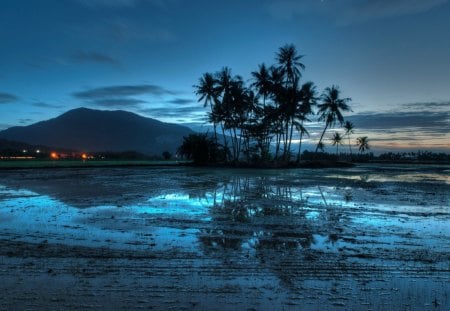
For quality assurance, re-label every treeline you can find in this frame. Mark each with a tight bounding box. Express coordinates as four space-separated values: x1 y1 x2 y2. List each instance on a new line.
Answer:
378 151 450 162
179 44 370 165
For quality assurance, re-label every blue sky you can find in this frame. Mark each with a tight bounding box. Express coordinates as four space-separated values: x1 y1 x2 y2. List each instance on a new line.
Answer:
0 0 449 151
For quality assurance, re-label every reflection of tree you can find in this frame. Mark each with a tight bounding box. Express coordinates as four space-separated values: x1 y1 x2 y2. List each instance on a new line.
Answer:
196 176 349 263
194 175 371 288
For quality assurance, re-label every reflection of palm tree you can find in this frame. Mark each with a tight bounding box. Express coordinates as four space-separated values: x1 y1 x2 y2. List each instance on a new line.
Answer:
356 136 369 153
331 132 343 155
316 86 351 153
343 121 354 157
193 174 354 287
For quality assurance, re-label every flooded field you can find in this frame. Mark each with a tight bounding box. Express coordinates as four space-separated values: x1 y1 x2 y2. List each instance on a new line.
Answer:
0 164 449 310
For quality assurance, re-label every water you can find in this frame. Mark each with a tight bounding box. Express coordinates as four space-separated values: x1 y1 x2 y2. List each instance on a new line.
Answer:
0 164 449 310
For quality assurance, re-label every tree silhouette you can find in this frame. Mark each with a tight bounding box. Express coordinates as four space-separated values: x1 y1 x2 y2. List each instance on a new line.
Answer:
316 85 351 153
331 132 343 155
194 72 219 144
177 133 221 164
343 121 355 157
356 136 369 153
296 81 317 161
190 44 357 165
276 44 305 86
251 63 271 108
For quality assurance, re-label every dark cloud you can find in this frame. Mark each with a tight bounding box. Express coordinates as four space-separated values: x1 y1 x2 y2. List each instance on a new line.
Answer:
266 0 449 24
401 101 450 111
167 98 194 105
73 84 175 99
347 110 450 134
92 98 147 107
71 51 121 66
0 92 19 104
75 0 140 7
74 0 170 9
342 0 449 22
106 19 176 43
32 102 63 109
19 118 34 124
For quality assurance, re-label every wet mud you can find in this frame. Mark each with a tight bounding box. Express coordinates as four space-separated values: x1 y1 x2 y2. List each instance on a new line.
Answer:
0 164 449 310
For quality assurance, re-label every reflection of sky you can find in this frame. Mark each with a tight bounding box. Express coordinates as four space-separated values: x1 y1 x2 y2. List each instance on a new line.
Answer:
0 186 200 252
1 166 449 256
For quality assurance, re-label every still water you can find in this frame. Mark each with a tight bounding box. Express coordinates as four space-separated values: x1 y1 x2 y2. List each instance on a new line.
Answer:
0 164 449 310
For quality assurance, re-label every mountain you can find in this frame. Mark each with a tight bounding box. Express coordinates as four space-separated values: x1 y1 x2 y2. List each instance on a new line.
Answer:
0 108 194 155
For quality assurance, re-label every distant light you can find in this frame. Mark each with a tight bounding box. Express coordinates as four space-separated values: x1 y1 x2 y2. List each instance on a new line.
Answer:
36 149 40 153
50 152 58 159
22 149 27 153
81 153 88 160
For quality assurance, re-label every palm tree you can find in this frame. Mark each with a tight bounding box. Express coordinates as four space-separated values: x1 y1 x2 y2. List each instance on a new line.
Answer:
296 81 317 161
317 141 325 152
343 121 354 156
331 132 343 155
275 45 306 161
194 72 219 143
356 136 369 153
316 85 351 153
276 44 305 86
251 63 271 108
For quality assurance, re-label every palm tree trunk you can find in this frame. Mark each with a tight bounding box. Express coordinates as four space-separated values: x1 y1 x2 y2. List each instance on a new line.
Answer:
297 129 303 162
347 135 352 160
315 123 328 153
287 120 295 161
220 123 228 161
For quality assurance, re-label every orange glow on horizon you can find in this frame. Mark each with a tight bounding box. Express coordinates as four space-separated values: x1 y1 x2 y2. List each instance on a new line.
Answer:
81 153 88 160
50 152 59 159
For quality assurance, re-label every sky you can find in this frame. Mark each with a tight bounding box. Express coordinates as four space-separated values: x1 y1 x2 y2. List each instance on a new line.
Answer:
0 0 449 152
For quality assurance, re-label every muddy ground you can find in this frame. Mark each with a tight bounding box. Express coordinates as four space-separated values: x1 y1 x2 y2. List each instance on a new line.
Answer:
0 164 449 310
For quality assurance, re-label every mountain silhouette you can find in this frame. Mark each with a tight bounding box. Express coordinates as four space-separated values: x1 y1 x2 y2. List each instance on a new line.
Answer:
0 108 194 155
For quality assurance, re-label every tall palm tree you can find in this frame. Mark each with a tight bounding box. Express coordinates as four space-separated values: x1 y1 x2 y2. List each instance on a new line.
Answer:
194 72 219 143
276 44 305 86
317 141 325 152
296 81 317 161
356 136 369 153
268 66 285 160
343 121 355 156
331 132 343 155
251 63 271 108
316 85 351 153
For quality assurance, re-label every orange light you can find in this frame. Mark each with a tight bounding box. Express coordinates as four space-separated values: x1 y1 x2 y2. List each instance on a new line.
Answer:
50 152 59 159
81 153 88 160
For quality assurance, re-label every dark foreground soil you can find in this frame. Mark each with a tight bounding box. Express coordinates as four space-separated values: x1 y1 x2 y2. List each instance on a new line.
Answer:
0 164 449 310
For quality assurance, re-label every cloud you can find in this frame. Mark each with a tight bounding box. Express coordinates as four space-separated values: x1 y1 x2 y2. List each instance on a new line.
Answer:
75 0 140 7
107 19 176 43
32 102 63 109
71 51 121 66
265 0 450 24
139 106 206 121
0 92 19 104
401 101 450 111
347 110 450 134
92 98 147 107
73 84 175 100
74 0 169 8
19 118 34 125
167 98 195 105
339 0 450 24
